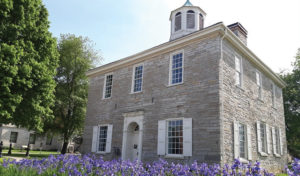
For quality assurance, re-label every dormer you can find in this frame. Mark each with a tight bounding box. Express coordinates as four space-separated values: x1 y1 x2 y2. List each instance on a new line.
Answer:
170 0 206 41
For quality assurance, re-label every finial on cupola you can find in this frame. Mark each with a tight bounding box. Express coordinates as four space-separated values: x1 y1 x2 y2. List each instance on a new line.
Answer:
183 0 193 6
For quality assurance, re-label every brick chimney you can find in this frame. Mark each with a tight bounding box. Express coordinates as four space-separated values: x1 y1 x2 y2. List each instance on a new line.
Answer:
227 22 248 45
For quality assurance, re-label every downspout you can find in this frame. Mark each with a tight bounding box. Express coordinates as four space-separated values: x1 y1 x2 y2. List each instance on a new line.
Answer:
219 27 227 165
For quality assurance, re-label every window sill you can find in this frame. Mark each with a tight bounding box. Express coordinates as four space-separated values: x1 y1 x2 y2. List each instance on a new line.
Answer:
164 154 184 159
130 91 143 95
167 82 184 87
274 154 281 158
239 157 249 163
259 152 268 157
96 151 108 154
102 97 111 100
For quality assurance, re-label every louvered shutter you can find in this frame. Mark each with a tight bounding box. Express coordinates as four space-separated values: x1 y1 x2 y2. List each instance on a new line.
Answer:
183 118 192 156
266 124 271 154
175 15 181 31
233 121 239 159
272 127 276 155
187 13 195 29
91 126 98 152
257 121 262 153
157 120 166 155
106 125 113 153
235 57 241 72
247 124 252 160
279 128 283 155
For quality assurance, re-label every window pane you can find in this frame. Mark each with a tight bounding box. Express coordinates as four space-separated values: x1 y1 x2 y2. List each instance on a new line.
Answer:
260 123 266 153
167 120 183 155
133 65 143 92
98 126 108 152
171 53 183 84
104 75 113 98
10 132 18 143
29 133 36 144
239 124 246 158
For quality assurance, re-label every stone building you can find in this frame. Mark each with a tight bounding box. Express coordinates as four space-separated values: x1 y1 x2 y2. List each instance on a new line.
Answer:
82 0 287 171
0 124 61 151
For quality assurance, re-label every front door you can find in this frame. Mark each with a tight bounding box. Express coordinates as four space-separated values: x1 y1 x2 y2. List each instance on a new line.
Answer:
125 122 140 161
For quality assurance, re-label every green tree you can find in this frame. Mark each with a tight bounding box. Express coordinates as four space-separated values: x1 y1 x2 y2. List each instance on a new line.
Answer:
46 34 101 154
281 48 300 158
0 0 59 131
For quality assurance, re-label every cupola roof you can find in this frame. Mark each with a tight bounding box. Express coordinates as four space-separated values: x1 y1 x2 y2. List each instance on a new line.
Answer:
183 0 193 6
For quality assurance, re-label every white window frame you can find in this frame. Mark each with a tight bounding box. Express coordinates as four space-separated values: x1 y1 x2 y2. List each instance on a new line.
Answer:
234 121 252 161
166 118 184 157
95 124 113 154
234 56 243 87
271 83 276 108
256 71 263 100
131 63 144 93
102 73 113 99
169 50 184 86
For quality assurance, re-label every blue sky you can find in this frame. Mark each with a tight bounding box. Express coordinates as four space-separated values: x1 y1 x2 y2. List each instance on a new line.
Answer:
44 0 300 73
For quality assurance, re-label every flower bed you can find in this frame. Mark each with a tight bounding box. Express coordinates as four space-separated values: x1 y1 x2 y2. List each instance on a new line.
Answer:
0 154 298 176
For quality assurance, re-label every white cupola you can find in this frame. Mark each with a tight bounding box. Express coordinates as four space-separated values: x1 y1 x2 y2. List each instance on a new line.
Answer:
170 0 206 41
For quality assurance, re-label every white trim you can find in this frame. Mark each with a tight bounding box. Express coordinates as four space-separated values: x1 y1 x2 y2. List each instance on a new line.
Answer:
169 50 184 86
234 56 243 88
131 63 144 94
102 73 113 99
256 70 263 100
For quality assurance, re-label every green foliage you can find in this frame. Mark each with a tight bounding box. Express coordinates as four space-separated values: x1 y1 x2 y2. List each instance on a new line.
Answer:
281 48 300 158
0 0 59 131
44 34 101 153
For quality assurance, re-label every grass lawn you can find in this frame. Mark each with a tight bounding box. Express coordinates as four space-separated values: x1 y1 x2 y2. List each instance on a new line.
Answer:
1 149 59 159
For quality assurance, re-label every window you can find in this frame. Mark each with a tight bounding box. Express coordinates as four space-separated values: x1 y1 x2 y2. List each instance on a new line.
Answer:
272 127 281 156
271 84 276 108
91 124 113 153
132 64 143 93
157 118 192 157
46 134 53 145
256 71 262 99
175 12 182 31
10 132 18 143
235 56 242 87
103 74 113 99
170 52 183 85
167 120 183 155
29 133 36 144
234 122 252 160
187 10 195 29
199 13 204 29
260 123 267 153
239 124 247 158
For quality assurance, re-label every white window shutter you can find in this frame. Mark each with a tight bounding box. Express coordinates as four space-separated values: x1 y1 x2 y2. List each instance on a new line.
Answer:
272 127 276 154
106 124 113 153
247 124 252 160
235 57 240 72
157 120 166 155
183 118 192 156
266 124 271 154
91 126 98 152
233 121 239 159
279 128 283 155
257 121 262 153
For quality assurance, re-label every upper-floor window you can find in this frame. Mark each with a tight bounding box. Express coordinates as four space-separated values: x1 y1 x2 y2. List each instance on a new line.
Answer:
132 64 143 93
199 13 204 29
170 52 183 85
10 132 18 143
235 56 242 87
187 10 195 29
256 71 262 99
271 83 276 108
103 74 113 99
175 12 182 31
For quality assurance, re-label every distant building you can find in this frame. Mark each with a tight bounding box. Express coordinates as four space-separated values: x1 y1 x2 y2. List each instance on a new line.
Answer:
82 0 287 171
0 124 61 150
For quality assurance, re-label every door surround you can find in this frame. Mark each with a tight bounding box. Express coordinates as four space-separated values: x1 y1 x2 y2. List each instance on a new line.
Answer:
121 111 144 161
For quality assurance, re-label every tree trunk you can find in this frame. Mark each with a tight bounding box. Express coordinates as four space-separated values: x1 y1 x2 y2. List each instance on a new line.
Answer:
61 142 68 154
